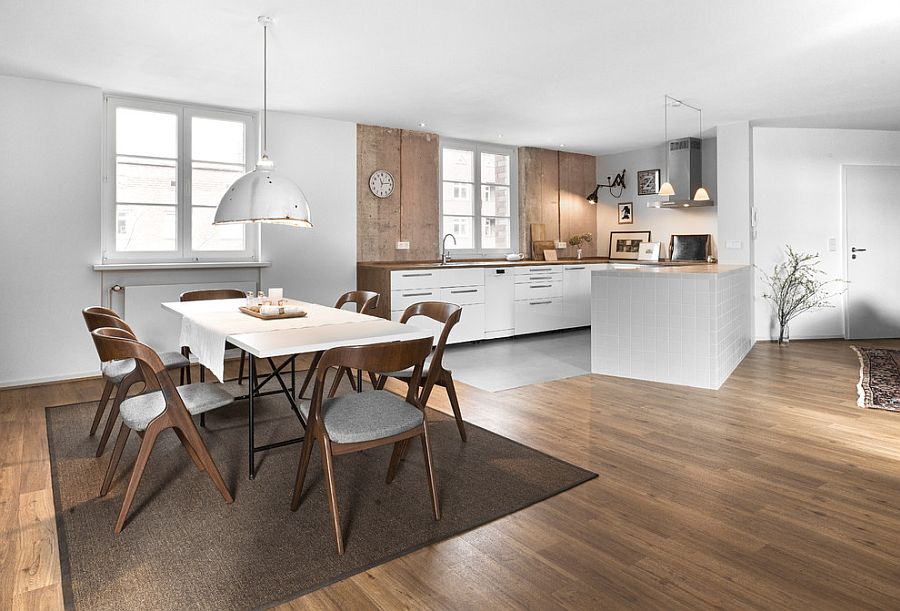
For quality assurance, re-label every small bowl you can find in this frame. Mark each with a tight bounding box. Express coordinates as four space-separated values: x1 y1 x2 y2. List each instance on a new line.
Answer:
505 253 525 261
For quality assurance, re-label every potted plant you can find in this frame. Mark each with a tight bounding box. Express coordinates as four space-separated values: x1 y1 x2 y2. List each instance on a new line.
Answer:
758 246 846 345
567 233 593 260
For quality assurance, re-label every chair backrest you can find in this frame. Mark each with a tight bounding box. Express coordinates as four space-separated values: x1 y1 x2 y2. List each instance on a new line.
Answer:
315 336 433 405
334 290 380 314
180 288 247 302
91 327 185 410
400 301 462 374
82 307 135 335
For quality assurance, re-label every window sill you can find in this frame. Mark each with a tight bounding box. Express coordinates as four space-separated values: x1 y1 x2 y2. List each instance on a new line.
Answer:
92 261 271 272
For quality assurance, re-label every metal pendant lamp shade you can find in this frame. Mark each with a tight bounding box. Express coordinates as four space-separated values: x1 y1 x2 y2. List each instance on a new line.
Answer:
215 156 312 227
214 16 312 228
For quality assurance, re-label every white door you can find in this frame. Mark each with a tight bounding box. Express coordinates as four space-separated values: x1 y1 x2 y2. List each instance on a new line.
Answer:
844 165 900 339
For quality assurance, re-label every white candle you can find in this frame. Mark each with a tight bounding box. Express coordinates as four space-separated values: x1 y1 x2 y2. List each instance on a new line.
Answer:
268 287 283 302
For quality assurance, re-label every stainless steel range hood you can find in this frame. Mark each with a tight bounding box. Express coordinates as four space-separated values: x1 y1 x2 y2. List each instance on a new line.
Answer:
659 137 714 208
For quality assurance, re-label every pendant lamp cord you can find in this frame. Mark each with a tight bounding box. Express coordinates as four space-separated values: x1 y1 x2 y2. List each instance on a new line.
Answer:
262 21 268 156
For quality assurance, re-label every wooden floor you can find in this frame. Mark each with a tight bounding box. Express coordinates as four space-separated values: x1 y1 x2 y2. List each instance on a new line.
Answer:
4 339 900 609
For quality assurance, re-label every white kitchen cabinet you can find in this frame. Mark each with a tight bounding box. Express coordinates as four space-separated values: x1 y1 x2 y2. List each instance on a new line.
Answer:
562 265 592 327
390 269 442 290
514 297 564 335
484 267 515 338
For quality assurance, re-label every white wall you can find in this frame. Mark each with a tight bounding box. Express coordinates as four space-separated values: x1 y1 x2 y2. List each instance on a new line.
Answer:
0 75 103 385
260 112 357 307
716 122 752 265
752 127 900 340
595 139 717 258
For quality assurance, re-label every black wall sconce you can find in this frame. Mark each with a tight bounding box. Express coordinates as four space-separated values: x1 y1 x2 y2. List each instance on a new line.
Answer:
586 169 626 203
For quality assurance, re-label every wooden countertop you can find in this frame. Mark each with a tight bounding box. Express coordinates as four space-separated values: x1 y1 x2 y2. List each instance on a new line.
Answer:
357 258 712 271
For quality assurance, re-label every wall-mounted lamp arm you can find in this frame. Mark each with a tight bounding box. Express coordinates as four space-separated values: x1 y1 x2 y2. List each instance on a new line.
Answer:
586 169 626 203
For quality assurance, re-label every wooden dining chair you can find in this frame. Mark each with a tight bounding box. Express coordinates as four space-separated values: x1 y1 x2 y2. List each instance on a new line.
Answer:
375 301 467 442
82 307 191 457
179 289 248 385
296 290 380 399
290 335 439 555
91 327 234 534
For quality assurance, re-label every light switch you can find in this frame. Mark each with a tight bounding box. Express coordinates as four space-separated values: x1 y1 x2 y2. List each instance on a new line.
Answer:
827 237 837 252
555 241 566 249
726 240 742 249
396 241 410 250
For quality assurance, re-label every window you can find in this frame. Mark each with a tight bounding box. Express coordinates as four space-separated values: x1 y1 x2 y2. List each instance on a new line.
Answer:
103 97 257 262
440 140 517 254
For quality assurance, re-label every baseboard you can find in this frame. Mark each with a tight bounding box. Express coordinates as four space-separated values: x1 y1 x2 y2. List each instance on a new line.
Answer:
754 334 845 342
0 370 102 390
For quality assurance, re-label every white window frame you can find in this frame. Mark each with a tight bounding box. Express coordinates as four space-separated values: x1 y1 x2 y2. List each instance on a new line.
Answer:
102 96 259 263
440 138 518 257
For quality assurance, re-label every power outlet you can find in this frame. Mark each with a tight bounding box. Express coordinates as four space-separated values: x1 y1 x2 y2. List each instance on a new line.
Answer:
555 241 566 249
726 240 742 249
827 237 837 252
396 241 410 250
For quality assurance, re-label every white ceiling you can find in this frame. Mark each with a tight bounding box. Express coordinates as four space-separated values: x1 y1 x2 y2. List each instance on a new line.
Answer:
2 0 900 155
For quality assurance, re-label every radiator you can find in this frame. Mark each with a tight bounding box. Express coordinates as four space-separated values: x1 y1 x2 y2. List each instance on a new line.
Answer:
122 281 257 352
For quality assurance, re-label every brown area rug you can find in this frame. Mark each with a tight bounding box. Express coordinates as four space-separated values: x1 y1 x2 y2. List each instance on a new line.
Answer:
46 387 596 610
852 346 900 411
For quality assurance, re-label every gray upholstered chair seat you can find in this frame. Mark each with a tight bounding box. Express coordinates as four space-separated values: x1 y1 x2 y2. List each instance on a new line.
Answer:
381 355 433 381
101 351 189 383
299 390 424 444
119 383 234 431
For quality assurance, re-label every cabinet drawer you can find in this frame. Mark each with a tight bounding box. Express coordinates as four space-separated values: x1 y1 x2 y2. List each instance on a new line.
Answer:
514 265 559 276
440 285 485 306
514 280 562 301
441 267 485 288
514 297 564 335
391 269 442 290
391 288 440 312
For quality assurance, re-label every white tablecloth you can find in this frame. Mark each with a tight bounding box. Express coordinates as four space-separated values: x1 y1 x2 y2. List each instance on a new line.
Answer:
177 299 375 381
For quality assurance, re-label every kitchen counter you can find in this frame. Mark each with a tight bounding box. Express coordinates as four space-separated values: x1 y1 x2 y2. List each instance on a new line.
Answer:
357 258 716 271
591 264 753 389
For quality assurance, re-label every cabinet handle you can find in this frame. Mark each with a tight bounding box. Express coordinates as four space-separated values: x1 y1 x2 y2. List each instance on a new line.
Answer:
529 300 552 306
401 272 432 277
565 266 586 270
530 284 552 289
450 289 478 294
528 276 553 281
402 292 432 297
529 267 551 272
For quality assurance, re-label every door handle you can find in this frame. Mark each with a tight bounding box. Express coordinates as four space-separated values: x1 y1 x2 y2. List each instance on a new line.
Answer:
851 247 866 252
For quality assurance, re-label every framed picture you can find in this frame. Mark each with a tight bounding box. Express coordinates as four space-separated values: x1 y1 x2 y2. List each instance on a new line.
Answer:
636 169 660 196
617 202 634 224
609 230 652 260
637 241 661 262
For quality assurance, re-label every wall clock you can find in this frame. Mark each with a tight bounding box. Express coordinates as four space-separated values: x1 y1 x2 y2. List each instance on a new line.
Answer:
369 169 395 198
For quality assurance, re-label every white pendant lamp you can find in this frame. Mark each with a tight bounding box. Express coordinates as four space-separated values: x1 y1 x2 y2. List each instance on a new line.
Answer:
692 105 710 201
214 16 312 228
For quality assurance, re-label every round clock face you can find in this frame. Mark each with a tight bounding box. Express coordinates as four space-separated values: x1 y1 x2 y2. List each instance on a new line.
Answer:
369 170 395 198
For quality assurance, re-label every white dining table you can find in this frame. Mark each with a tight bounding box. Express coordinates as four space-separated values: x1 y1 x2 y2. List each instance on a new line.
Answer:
161 298 433 479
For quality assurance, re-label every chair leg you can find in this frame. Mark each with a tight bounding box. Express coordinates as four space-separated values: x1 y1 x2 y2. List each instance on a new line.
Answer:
97 378 131 457
100 422 131 497
319 437 343 555
327 367 344 398
420 423 441 520
290 430 317 511
115 421 162 534
345 368 358 391
199 412 206 428
90 380 114 436
238 351 246 385
385 439 408 484
173 427 205 472
182 347 192 385
443 376 467 442
297 352 322 399
177 420 233 504
374 374 388 390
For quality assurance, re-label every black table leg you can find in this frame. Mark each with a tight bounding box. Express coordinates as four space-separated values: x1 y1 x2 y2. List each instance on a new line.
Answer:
248 354 256 480
357 368 363 393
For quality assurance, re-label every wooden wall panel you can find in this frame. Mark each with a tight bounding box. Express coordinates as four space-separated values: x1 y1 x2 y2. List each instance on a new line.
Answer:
559 151 599 258
357 125 439 263
518 147 596 258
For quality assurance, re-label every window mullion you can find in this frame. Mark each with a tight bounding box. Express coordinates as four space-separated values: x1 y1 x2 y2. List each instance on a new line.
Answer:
474 145 481 254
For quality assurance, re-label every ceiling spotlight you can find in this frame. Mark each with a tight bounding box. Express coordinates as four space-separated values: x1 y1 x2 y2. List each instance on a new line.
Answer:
497 134 503 138
559 144 565 148
418 122 426 128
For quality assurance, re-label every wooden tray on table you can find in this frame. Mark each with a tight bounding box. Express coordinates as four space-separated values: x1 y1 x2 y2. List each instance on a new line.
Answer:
239 306 307 320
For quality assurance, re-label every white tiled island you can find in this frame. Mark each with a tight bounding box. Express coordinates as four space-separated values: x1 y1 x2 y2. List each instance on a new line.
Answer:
591 264 753 389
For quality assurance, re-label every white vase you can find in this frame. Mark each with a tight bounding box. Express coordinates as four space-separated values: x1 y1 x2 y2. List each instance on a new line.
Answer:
577 248 583 260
